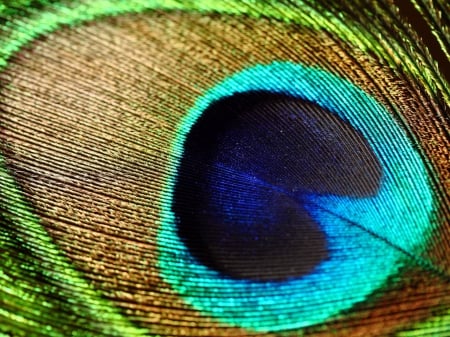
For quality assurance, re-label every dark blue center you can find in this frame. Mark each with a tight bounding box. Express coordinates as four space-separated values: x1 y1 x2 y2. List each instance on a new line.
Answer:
173 91 381 282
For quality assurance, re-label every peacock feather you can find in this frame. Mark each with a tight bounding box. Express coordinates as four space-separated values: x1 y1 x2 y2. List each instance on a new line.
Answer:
0 1 449 336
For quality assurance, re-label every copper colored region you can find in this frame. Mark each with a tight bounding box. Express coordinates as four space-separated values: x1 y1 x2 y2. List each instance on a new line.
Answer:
0 11 449 336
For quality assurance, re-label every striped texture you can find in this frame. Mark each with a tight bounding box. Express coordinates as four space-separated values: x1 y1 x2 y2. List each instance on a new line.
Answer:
0 1 449 336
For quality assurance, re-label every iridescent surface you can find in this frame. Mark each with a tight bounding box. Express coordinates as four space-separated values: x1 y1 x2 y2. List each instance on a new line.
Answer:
0 1 449 336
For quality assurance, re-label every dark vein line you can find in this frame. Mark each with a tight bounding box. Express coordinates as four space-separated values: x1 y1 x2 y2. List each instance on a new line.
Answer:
213 162 450 282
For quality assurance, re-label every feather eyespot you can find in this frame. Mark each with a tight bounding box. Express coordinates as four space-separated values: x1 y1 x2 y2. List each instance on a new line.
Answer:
0 2 448 336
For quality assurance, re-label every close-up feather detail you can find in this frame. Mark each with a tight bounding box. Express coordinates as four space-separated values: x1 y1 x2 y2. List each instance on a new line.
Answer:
0 1 449 336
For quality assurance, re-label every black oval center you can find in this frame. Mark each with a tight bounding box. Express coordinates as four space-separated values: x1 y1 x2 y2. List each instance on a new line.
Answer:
173 91 382 282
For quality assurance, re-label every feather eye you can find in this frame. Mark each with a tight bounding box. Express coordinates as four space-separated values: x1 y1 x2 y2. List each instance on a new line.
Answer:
0 1 449 336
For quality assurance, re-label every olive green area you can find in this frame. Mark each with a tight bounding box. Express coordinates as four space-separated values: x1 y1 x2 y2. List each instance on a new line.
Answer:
0 156 148 336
